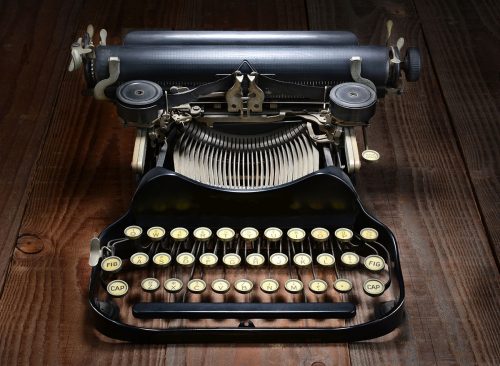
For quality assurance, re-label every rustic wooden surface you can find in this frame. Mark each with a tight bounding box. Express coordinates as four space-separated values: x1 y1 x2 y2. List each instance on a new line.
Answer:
0 0 498 365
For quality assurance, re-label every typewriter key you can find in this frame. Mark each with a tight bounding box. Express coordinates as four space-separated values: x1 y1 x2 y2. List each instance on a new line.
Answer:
222 253 241 267
311 227 330 242
260 279 280 294
234 279 253 294
164 278 183 293
176 252 195 266
316 253 335 267
360 228 379 242
153 252 171 267
246 253 265 267
187 279 207 294
363 279 385 296
269 252 288 266
141 278 160 292
361 149 380 162
293 253 312 267
100 256 122 273
334 279 353 293
170 227 189 241
240 227 259 241
107 280 128 297
264 227 283 241
216 227 235 241
124 225 142 240
364 254 386 272
308 279 328 294
287 228 306 242
199 252 218 267
193 227 212 241
130 252 149 267
147 226 165 241
211 279 231 294
341 252 359 267
335 228 353 242
285 279 304 293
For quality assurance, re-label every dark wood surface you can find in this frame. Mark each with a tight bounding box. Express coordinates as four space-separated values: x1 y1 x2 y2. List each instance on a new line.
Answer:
0 0 498 365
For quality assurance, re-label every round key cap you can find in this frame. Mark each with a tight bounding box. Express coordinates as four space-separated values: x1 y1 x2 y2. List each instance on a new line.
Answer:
164 278 183 293
364 254 386 272
316 253 335 267
264 227 283 241
335 228 353 242
234 279 253 294
240 227 259 241
130 252 149 267
363 278 385 296
260 279 280 293
360 227 379 242
124 225 142 240
187 279 207 293
193 227 212 241
211 279 231 294
246 253 265 267
285 279 304 294
293 253 312 267
141 278 160 292
269 252 288 266
176 252 195 266
311 227 330 242
170 227 189 241
287 228 306 242
199 252 218 267
222 253 241 267
147 226 165 241
334 278 353 293
361 149 380 162
101 256 122 273
107 279 128 297
152 252 171 267
216 227 235 241
341 252 359 267
308 279 328 294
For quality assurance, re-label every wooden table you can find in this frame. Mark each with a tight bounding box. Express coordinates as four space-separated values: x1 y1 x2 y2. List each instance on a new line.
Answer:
0 0 498 365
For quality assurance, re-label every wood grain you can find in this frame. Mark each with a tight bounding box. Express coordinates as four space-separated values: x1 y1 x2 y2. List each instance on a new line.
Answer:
0 0 83 292
0 0 499 365
412 0 500 261
306 0 500 365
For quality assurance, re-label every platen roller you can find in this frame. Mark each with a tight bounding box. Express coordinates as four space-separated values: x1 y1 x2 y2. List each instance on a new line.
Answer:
94 45 392 86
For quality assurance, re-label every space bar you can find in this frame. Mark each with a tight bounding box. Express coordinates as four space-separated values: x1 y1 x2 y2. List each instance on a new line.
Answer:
132 302 356 319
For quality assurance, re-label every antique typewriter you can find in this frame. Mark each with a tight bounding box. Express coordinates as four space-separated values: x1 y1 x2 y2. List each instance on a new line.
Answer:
69 23 420 342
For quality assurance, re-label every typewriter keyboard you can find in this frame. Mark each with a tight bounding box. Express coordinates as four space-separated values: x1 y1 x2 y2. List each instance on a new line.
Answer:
95 224 399 329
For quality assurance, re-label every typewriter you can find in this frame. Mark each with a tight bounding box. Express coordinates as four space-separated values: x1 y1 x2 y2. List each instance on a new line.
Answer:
69 23 420 342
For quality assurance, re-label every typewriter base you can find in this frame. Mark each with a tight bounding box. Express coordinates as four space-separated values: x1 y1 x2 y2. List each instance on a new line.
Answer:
89 167 405 343
91 300 405 343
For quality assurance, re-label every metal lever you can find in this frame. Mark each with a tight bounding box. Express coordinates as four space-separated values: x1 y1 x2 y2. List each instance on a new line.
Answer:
361 127 380 162
225 71 244 113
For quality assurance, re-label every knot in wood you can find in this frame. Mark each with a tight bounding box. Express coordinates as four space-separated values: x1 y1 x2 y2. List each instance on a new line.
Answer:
16 234 45 254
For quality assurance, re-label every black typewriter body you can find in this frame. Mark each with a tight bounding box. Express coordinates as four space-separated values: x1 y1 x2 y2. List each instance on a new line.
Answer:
71 28 420 343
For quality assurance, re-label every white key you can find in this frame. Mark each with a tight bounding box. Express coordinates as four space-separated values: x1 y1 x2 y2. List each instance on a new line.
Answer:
107 280 128 297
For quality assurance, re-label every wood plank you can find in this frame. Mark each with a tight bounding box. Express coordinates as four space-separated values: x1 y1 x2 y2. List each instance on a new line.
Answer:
0 1 351 365
307 0 500 365
413 0 500 261
0 0 83 291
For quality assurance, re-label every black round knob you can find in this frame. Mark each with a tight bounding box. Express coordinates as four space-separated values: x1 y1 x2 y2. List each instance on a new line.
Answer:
402 47 421 82
116 80 163 107
329 82 377 122
116 80 164 124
